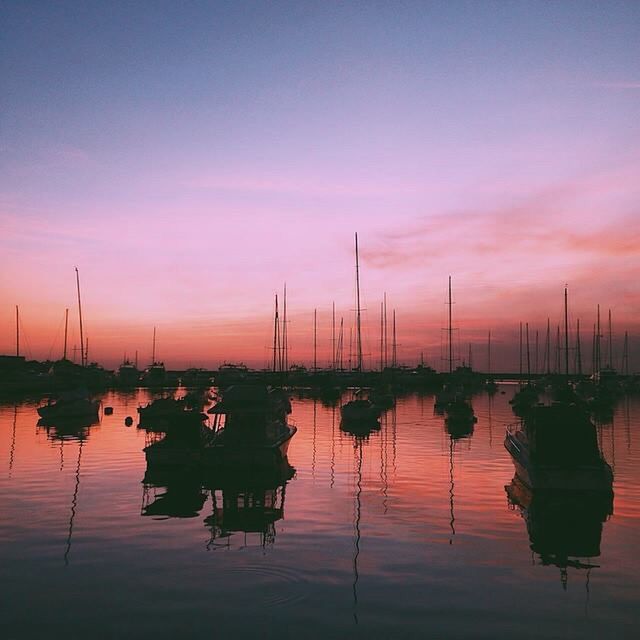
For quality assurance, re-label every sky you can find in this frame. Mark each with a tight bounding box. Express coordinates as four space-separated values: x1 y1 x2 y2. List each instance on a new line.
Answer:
1 1 639 370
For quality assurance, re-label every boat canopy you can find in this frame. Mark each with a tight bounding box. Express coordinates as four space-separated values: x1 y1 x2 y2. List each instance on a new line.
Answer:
526 403 602 466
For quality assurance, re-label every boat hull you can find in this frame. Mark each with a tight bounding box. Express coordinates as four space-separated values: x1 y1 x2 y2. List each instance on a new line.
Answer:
504 432 613 492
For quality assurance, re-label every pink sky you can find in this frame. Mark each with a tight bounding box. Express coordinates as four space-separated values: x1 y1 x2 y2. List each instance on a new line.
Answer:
1 3 639 371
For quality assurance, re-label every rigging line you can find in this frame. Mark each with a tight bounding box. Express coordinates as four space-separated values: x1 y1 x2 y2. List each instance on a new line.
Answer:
47 312 66 361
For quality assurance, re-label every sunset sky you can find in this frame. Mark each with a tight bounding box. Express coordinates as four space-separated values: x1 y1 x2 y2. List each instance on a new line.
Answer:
1 1 639 370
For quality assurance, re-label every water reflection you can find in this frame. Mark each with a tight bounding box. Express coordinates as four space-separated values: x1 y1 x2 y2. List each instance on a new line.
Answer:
506 476 613 589
204 460 294 550
142 458 296 550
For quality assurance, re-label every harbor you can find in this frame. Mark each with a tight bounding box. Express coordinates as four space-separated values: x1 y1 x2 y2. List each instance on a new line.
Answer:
1 386 639 638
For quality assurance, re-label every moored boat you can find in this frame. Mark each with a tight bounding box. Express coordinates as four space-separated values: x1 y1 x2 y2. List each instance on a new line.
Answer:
504 402 613 492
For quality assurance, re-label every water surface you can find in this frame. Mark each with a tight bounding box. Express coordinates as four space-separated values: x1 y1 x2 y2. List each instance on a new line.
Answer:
1 387 639 639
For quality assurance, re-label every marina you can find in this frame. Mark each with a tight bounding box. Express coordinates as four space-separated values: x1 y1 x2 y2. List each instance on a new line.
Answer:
1 386 639 638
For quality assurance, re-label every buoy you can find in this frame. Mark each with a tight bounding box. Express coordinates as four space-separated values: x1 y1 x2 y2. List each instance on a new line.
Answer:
124 416 133 427
104 407 114 415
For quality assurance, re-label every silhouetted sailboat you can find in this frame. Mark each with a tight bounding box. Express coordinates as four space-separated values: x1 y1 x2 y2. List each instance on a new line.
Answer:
341 233 381 430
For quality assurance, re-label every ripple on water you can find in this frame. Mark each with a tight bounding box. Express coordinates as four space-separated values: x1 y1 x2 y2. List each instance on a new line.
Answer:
216 563 310 608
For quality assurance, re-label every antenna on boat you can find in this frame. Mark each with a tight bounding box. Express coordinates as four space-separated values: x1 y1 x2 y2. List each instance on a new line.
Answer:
488 330 491 375
75 267 85 367
622 331 629 376
354 233 363 372
152 326 157 365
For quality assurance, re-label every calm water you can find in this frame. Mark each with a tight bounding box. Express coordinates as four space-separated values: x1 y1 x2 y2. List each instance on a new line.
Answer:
1 387 639 639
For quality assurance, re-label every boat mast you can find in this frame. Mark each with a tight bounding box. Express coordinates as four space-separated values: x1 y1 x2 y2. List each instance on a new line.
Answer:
575 319 582 375
488 330 491 375
608 308 613 369
448 276 453 374
392 309 397 368
152 326 157 365
63 308 69 360
379 301 384 371
15 305 19 357
354 233 363 372
383 292 388 369
595 305 601 375
75 268 86 367
534 329 539 375
313 308 317 371
332 301 336 370
622 331 629 376
564 286 569 377
272 294 279 373
526 322 531 382
519 322 523 378
545 318 551 375
338 317 344 370
282 284 288 373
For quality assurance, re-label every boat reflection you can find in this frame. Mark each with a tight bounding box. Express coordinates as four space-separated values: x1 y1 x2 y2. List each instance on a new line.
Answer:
141 458 295 550
506 475 614 589
37 413 100 442
204 459 295 550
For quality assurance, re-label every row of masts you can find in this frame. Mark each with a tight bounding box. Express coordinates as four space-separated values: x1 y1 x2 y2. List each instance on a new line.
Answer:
13 269 87 365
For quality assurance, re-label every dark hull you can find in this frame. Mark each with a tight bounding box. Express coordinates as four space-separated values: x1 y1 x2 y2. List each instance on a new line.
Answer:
504 432 613 492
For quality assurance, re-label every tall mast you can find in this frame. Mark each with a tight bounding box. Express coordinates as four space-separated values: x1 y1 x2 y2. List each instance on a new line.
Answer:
313 308 317 370
575 319 582 375
383 292 388 369
15 305 19 357
596 305 601 374
282 284 288 373
63 308 69 360
608 308 613 369
519 322 523 378
379 301 384 371
75 267 85 367
354 233 363 371
272 294 279 373
338 317 344 370
564 286 569 377
534 329 539 375
152 326 157 364
332 301 336 370
448 276 453 374
526 322 531 382
622 330 629 376
545 318 551 375
488 330 491 375
555 326 560 374
392 309 397 368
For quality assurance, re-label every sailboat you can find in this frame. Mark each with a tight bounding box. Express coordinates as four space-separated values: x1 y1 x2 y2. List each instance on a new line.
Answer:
435 277 477 431
143 327 166 386
340 233 381 432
